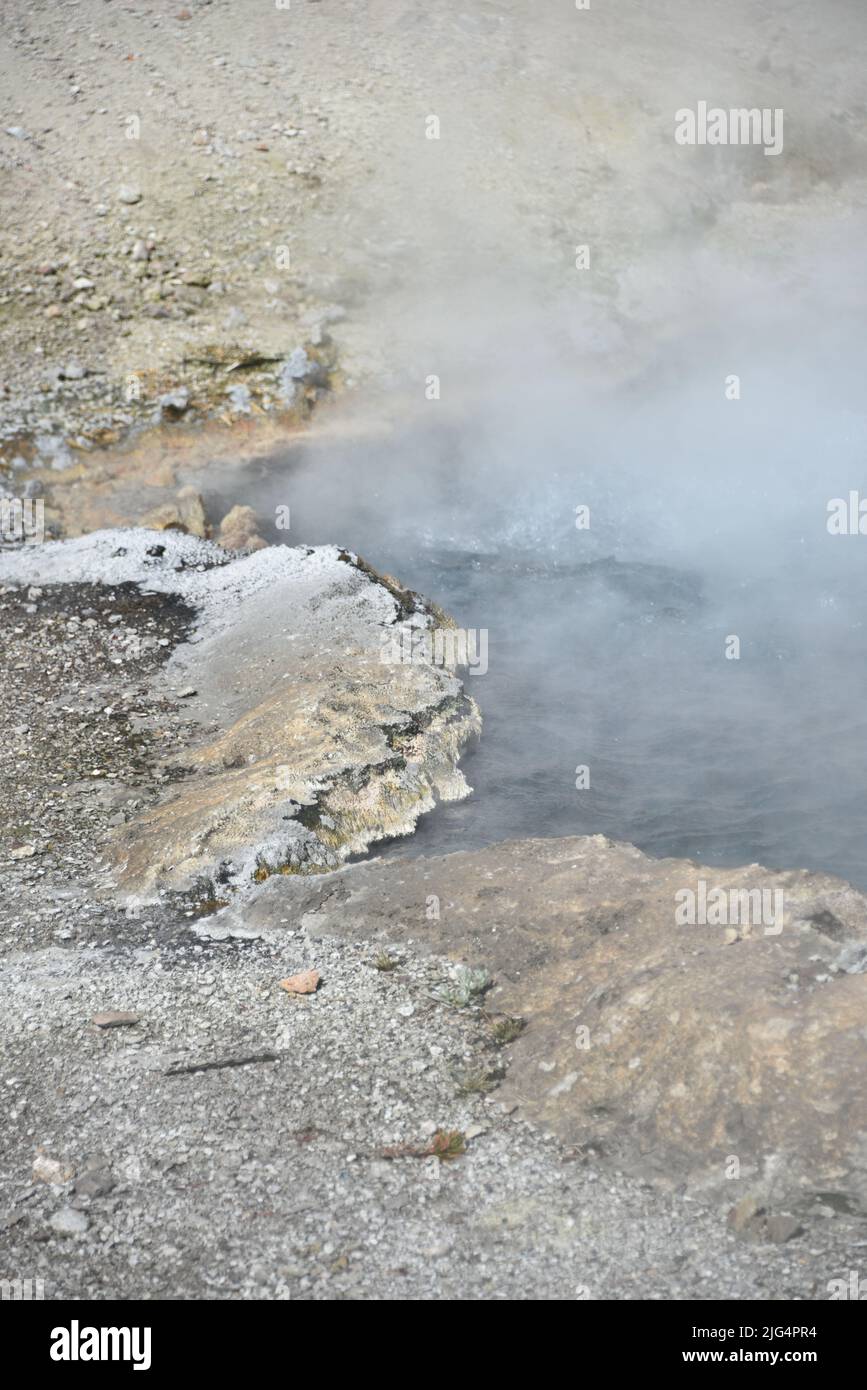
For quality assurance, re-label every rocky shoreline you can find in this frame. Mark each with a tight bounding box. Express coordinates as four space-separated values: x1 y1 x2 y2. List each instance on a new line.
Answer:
0 525 865 1299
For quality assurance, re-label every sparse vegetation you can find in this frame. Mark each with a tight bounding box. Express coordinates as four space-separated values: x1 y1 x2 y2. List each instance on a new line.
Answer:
373 951 400 972
193 897 229 917
253 860 333 883
429 1129 467 1161
379 1129 468 1162
432 965 492 1008
489 1015 526 1046
453 1065 501 1095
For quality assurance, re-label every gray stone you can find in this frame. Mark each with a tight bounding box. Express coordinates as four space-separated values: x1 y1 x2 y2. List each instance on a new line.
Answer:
225 383 251 414
49 1206 89 1236
283 347 311 380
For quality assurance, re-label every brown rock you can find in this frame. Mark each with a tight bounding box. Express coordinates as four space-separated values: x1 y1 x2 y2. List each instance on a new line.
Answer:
278 969 320 995
217 503 267 552
727 1195 762 1232
728 1198 804 1244
143 486 208 538
763 1213 804 1244
91 1010 141 1028
142 503 185 533
32 1153 75 1185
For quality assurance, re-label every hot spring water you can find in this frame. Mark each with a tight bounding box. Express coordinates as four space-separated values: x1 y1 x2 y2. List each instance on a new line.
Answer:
224 367 867 889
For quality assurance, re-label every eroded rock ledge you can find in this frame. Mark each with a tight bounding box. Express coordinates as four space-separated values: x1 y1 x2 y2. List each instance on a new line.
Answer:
0 529 480 900
205 836 867 1212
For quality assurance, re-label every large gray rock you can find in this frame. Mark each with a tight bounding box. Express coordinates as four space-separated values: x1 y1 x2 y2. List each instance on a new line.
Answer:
212 835 867 1210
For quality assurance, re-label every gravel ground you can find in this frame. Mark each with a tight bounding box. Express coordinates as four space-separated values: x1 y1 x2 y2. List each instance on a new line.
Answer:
4 930 865 1301
0 0 355 452
4 0 867 461
0 574 200 957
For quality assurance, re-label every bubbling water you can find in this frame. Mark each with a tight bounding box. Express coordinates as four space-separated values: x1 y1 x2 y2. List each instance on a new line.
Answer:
227 316 867 887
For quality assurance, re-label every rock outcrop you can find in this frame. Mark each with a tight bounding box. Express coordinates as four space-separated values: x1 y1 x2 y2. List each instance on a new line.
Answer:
216 503 268 552
0 530 480 900
142 485 209 538
208 836 867 1211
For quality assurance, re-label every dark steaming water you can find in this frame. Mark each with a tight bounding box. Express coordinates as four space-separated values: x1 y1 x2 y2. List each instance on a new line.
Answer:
225 372 867 889
396 547 867 881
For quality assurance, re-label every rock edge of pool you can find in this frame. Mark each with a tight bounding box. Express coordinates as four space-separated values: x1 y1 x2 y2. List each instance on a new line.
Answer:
0 529 864 1300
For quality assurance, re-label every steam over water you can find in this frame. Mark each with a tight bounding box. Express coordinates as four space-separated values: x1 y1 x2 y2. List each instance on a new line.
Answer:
235 306 867 888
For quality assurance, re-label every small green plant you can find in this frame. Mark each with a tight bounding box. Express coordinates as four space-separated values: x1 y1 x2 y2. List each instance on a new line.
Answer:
432 965 491 1008
489 1015 526 1046
379 1129 468 1162
373 951 399 972
429 1129 466 1161
453 1065 501 1096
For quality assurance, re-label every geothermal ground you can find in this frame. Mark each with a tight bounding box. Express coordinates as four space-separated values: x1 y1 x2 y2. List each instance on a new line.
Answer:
2 0 867 1304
